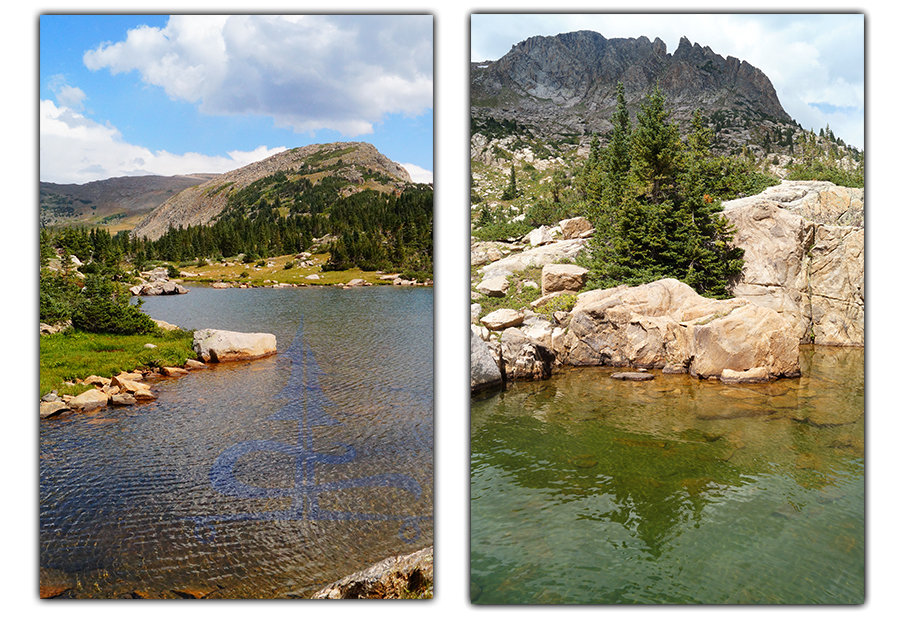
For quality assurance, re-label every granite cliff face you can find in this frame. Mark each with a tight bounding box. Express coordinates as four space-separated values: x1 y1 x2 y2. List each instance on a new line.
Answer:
131 142 413 240
472 31 792 145
722 181 864 346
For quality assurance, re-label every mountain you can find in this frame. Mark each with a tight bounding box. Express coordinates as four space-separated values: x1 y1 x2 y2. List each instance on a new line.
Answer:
471 31 799 157
131 142 415 240
40 174 216 229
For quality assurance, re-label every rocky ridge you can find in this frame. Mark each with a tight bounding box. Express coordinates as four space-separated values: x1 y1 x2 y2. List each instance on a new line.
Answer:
471 30 861 169
473 32 790 138
132 142 415 241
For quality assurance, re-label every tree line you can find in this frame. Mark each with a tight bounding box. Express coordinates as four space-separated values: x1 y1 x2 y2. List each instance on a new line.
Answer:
39 175 433 333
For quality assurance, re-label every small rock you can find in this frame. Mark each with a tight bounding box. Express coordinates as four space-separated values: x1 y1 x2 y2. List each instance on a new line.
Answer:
480 308 525 331
40 401 70 419
160 366 189 377
133 389 157 401
720 367 771 384
69 389 109 412
475 276 509 297
110 393 137 406
611 372 655 381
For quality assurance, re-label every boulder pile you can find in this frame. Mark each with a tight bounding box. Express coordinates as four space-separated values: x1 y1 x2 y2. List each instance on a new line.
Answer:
129 267 189 296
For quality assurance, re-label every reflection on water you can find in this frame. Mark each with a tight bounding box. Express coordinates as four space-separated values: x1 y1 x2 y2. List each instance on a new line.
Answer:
40 286 433 598
471 346 863 604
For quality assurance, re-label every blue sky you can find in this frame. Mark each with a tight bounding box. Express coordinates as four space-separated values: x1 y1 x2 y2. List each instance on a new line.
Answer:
40 15 433 184
471 13 865 151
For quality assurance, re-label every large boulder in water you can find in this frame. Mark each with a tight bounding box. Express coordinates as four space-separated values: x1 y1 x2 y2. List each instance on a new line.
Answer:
193 329 277 363
556 278 800 381
498 327 554 382
471 327 503 393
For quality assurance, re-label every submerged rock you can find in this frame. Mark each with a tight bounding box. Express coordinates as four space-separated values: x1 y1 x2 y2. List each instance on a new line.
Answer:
611 371 655 381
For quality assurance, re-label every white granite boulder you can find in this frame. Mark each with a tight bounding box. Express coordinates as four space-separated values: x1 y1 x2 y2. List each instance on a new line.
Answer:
193 329 277 363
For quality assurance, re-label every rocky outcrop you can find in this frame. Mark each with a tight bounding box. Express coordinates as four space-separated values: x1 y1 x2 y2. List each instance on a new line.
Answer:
479 238 588 278
557 278 799 380
723 181 864 346
497 327 554 381
129 267 189 296
310 546 433 599
474 278 800 386
192 329 277 363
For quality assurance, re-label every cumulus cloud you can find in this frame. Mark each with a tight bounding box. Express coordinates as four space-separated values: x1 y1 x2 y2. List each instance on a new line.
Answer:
83 15 433 136
399 163 433 184
40 99 285 184
47 74 87 110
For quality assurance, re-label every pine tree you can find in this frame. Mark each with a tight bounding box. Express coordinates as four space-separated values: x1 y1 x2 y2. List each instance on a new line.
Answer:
502 164 518 200
630 85 681 204
601 81 632 216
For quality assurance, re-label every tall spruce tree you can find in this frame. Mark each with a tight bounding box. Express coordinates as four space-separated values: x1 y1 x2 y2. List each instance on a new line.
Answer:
669 111 744 297
630 85 681 204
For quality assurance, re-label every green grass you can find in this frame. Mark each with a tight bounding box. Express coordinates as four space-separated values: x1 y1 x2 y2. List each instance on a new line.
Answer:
40 328 196 397
474 266 544 315
175 253 414 286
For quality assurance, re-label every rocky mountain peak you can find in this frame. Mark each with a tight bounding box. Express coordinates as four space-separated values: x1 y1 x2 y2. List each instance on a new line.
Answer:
472 30 793 145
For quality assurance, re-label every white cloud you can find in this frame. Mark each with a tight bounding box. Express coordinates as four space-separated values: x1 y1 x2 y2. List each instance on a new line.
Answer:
399 163 433 184
47 74 87 111
83 15 433 136
40 99 285 183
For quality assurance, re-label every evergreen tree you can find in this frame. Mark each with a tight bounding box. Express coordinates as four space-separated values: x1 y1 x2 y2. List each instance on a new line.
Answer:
630 85 681 204
501 164 518 200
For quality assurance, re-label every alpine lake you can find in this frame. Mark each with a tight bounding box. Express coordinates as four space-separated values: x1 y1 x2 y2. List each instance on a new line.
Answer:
40 284 433 598
471 345 864 604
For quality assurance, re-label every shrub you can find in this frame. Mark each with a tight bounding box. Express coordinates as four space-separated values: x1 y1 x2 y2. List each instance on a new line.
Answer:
534 293 578 315
71 275 159 335
40 271 80 324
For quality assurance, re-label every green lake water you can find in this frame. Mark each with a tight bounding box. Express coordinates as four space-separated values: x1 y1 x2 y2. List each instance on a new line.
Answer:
471 345 864 604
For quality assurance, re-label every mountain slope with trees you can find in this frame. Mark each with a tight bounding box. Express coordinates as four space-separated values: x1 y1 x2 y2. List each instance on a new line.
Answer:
131 142 417 241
